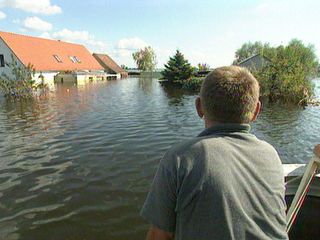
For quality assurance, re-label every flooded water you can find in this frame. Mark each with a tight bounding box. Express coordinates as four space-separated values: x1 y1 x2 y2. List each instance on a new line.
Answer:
0 78 319 239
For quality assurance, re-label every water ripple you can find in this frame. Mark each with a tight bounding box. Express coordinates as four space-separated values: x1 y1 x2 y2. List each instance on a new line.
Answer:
0 78 319 239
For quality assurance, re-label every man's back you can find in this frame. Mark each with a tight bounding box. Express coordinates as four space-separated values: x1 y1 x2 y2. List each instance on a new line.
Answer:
141 124 288 240
141 67 288 240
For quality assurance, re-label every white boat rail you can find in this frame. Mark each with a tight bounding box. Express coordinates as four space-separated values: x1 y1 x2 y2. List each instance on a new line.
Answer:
284 145 320 233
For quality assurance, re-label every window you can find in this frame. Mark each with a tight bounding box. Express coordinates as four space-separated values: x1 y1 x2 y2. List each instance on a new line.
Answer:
69 56 76 63
69 56 81 63
53 54 62 63
74 56 81 63
0 54 5 67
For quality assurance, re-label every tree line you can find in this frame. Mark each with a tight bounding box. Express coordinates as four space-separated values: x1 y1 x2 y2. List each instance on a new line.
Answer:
132 40 320 104
1 40 318 104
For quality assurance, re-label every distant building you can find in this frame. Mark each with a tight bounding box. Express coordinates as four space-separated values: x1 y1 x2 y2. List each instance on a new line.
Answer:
0 31 107 85
93 53 128 79
238 53 270 71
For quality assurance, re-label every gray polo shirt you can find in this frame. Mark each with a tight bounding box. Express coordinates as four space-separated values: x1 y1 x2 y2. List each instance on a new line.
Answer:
141 123 288 240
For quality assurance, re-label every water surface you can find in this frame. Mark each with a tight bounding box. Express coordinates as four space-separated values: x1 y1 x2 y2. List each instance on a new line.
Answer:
0 78 319 239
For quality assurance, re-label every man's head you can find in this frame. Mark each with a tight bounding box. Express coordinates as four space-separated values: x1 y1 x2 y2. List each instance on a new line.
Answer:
196 66 260 125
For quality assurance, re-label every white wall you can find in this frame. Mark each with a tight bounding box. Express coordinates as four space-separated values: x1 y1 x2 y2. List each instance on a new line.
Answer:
0 37 24 79
34 72 58 88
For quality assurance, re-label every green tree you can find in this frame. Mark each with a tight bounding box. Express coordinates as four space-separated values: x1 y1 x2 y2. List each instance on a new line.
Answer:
162 50 193 82
132 46 157 71
233 41 273 64
0 55 47 99
242 39 319 103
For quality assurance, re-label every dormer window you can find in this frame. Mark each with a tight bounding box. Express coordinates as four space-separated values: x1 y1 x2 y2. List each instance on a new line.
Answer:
53 54 62 63
69 56 81 63
0 54 5 67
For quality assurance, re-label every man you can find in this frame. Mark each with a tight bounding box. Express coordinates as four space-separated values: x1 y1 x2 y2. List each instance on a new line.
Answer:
141 66 288 240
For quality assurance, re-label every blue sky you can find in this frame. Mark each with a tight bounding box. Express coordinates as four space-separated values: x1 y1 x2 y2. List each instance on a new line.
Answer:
0 0 319 68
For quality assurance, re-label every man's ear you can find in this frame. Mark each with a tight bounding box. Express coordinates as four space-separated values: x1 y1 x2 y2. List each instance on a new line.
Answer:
195 97 204 119
251 101 261 122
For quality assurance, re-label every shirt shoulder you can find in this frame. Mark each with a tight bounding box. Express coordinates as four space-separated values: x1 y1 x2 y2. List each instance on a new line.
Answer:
160 137 207 172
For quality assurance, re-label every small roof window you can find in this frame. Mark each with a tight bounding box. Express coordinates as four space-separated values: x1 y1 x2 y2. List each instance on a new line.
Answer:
69 56 76 63
69 56 81 63
74 56 81 63
53 54 62 63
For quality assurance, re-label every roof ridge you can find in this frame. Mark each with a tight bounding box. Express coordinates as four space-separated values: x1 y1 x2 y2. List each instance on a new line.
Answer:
0 30 85 47
93 53 111 57
238 53 261 65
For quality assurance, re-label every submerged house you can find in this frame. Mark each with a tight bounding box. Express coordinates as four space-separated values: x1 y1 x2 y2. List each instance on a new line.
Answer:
238 53 270 71
93 53 128 79
0 31 106 85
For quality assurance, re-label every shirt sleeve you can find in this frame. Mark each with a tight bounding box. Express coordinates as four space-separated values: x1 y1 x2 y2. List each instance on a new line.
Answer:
140 153 177 233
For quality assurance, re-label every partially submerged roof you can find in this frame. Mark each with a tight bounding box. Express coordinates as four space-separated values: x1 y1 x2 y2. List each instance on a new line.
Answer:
93 53 126 74
0 31 103 72
238 53 271 66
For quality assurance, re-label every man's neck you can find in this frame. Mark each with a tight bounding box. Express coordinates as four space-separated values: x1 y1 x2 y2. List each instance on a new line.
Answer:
204 118 217 129
204 119 249 129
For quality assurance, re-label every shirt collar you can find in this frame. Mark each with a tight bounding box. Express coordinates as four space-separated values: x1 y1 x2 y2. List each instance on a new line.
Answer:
198 123 251 137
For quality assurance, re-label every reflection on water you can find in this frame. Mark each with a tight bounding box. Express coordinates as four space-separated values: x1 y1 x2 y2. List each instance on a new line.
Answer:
160 81 197 106
0 77 319 239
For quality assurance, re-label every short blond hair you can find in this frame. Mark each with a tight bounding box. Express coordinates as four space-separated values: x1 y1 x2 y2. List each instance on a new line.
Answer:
200 66 259 123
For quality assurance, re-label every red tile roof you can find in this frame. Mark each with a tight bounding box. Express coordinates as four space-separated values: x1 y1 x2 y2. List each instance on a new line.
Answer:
93 53 126 74
0 31 103 72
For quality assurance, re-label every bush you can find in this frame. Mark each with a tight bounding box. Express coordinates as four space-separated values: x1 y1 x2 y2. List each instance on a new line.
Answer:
235 39 319 104
181 77 204 91
0 55 47 99
260 40 317 103
197 63 210 71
